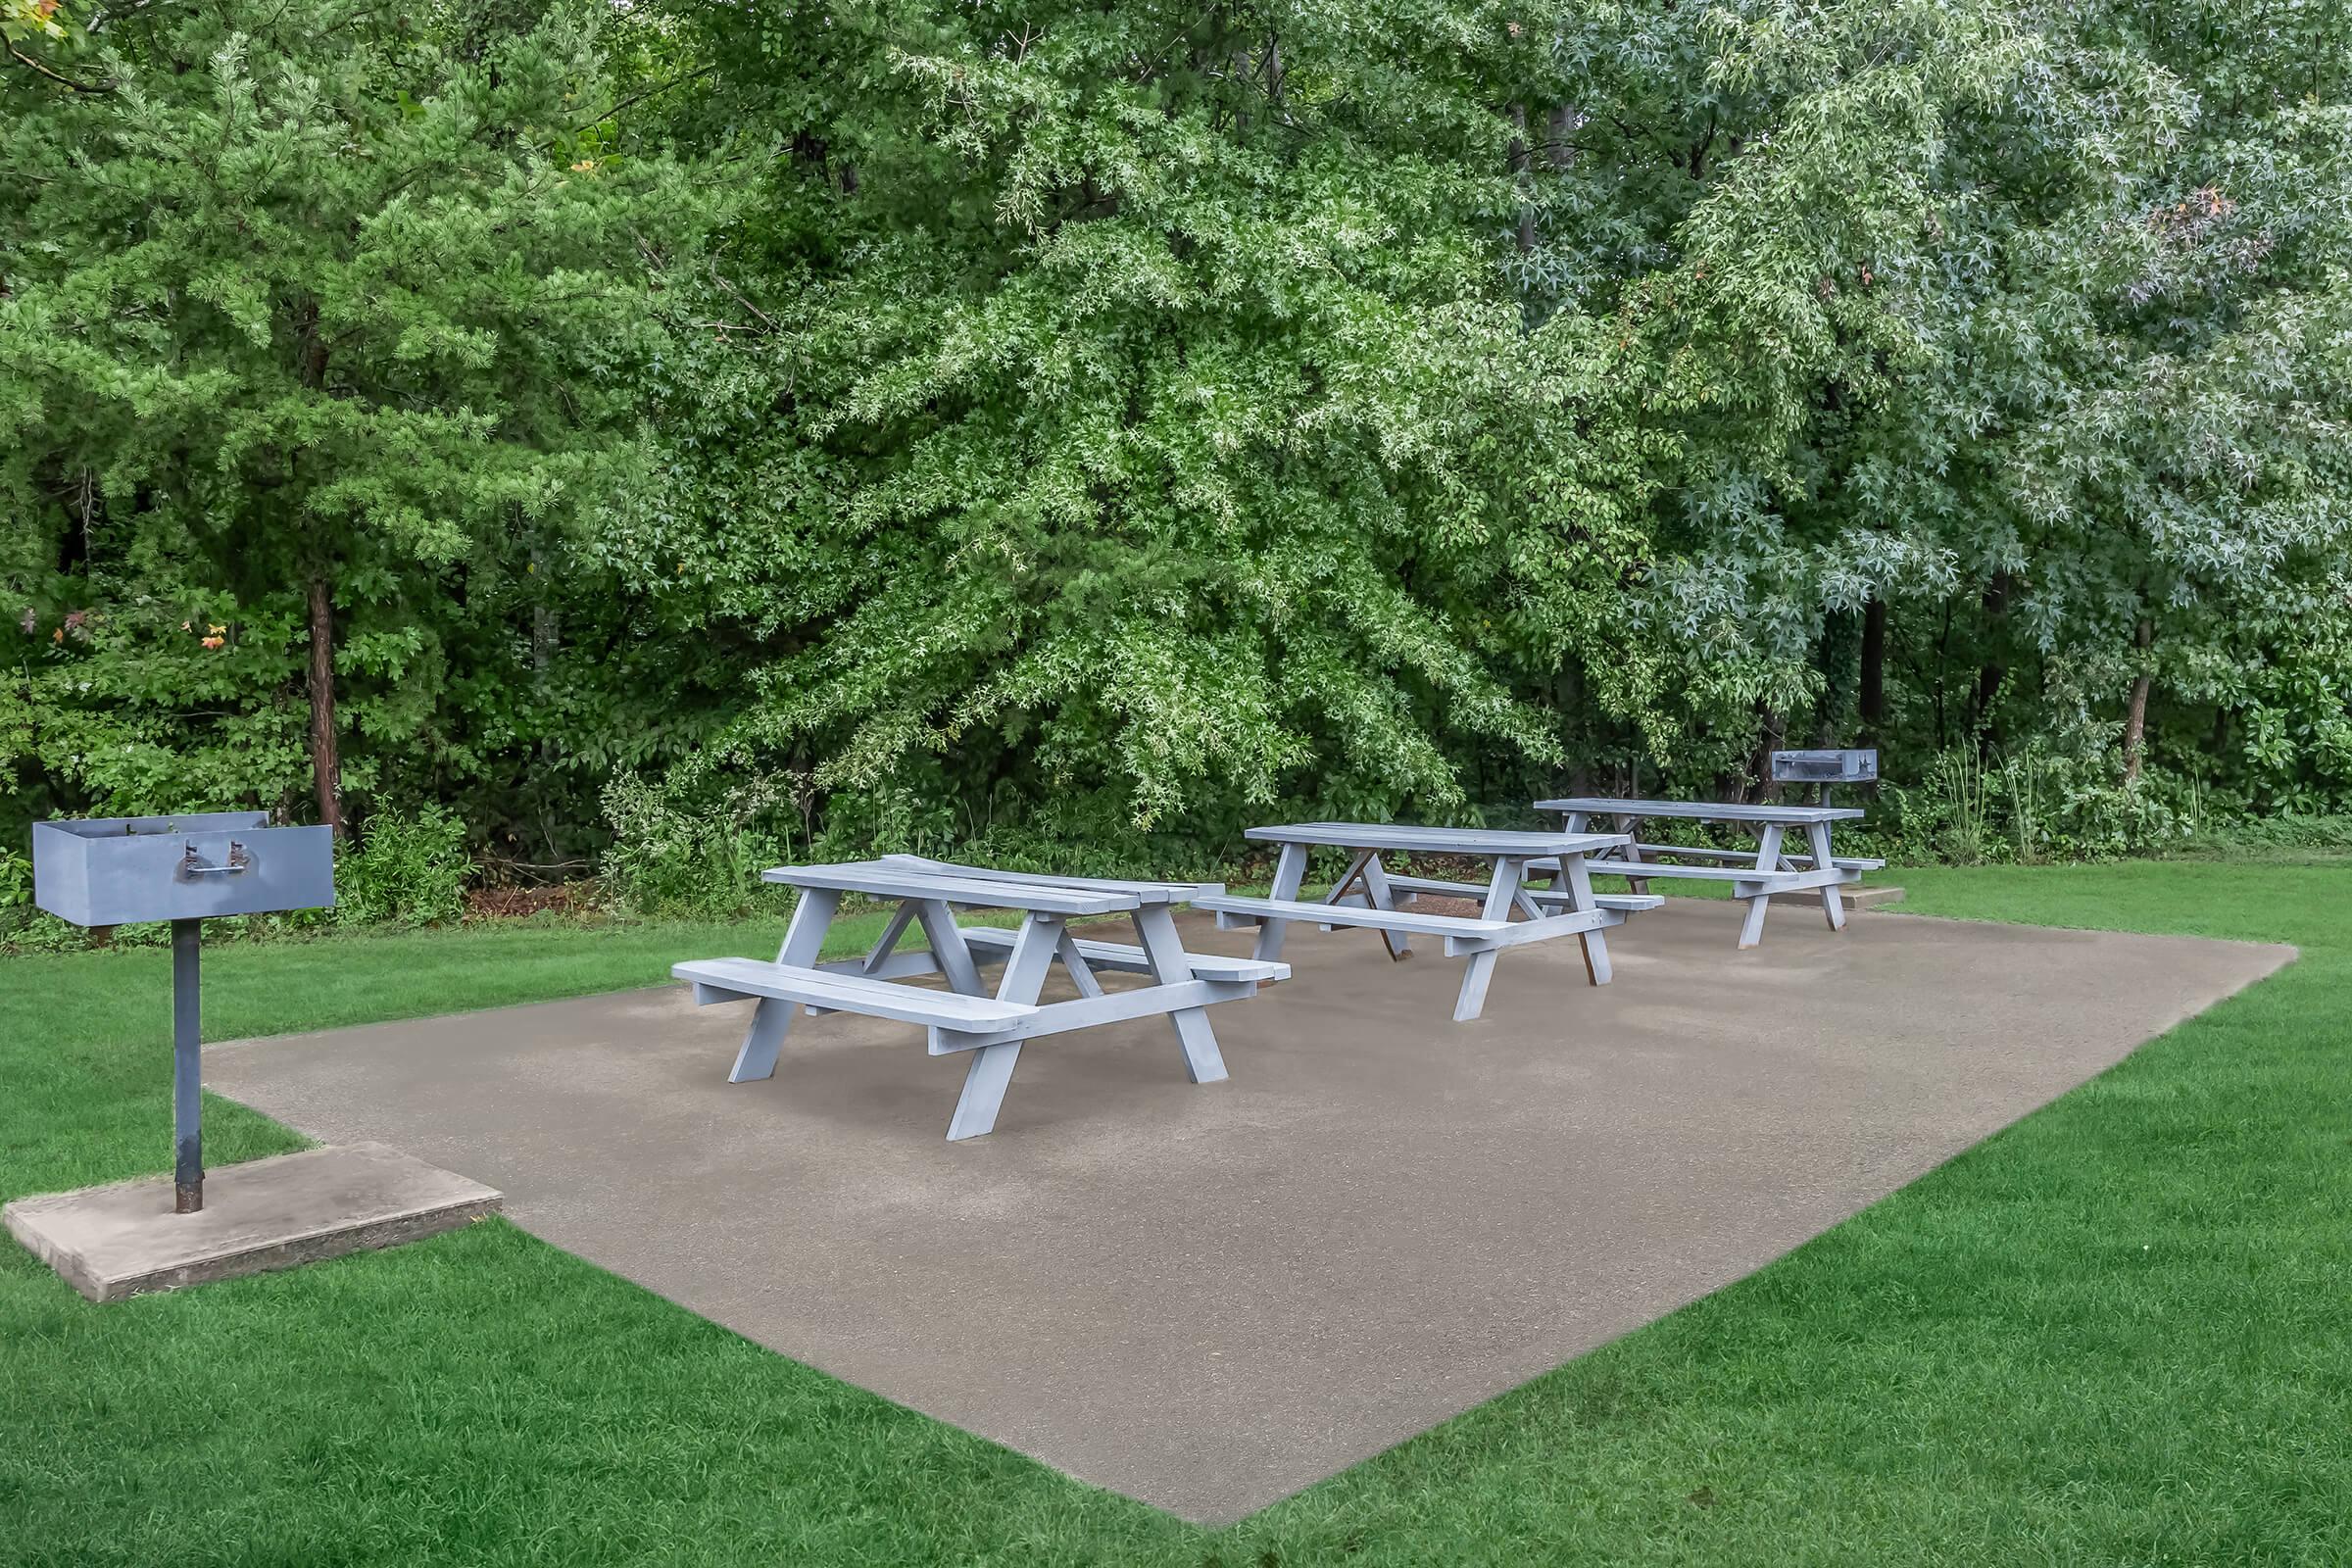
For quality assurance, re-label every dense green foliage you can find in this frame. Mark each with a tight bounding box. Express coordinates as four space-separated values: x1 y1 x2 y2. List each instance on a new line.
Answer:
1 0 711 855
7 0 2350 893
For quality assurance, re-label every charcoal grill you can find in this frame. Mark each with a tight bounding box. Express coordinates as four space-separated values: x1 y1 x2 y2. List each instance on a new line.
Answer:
1769 749 1879 804
32 813 335 1212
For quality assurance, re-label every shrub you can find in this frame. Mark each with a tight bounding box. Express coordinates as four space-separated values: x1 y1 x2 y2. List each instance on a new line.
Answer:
1875 745 2197 865
600 766 790 919
337 808 470 927
0 847 47 949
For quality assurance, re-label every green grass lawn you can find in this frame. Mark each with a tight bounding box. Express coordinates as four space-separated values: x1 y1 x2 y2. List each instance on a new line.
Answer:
4 859 2349 1565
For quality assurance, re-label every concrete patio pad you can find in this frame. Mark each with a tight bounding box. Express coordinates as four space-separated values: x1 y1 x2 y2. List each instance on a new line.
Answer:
206 901 2291 1523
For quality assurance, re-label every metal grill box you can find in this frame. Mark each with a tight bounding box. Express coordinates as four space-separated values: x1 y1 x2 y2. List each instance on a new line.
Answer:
1770 749 1879 786
31 812 335 927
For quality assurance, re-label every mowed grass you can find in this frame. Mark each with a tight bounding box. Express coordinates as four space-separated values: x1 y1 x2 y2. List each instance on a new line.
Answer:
4 859 2349 1565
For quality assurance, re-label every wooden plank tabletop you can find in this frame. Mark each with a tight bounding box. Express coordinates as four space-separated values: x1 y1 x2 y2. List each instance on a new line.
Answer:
760 861 1143 915
1243 822 1630 857
878 855 1205 906
1536 797 1864 824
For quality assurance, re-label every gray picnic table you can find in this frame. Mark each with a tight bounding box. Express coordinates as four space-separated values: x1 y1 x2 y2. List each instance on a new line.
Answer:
1532 797 1885 948
1191 823 1657 1022
672 856 1284 1141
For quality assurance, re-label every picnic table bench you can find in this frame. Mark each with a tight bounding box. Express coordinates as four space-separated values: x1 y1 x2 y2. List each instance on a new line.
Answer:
1532 797 1885 949
673 857 1284 1141
1193 823 1657 1022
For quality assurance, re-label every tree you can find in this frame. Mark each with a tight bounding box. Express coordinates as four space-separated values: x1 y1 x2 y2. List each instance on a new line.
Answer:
1 0 706 833
600 0 1667 864
1560 0 2352 812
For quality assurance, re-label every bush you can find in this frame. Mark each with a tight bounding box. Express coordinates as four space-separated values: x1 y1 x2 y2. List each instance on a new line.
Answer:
0 847 51 950
600 766 790 920
337 808 470 927
1876 746 2200 865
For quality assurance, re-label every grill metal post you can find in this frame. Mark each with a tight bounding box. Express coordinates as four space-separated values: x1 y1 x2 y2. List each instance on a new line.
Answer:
172 917 203 1213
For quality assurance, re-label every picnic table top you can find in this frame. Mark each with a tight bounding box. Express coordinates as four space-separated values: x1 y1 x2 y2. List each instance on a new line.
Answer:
760 860 1146 915
1536 797 1864 824
1244 822 1631 857
877 855 1207 905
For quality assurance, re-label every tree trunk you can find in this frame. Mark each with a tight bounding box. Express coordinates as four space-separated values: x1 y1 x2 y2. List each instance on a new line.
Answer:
1507 105 1535 253
1860 596 1887 734
2122 617 2153 784
307 575 343 835
1933 598 1953 748
1555 661 1589 796
1815 608 1860 745
1748 703 1785 802
531 543 558 681
1974 569 2010 750
1545 106 1576 170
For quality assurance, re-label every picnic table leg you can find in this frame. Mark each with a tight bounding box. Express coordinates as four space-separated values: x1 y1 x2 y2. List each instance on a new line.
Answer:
1511 875 1549 921
1452 857 1526 1022
1133 905 1229 1085
1547 816 1596 924
914 899 988 995
945 912 1060 1141
1054 929 1106 997
1618 812 1652 897
1359 855 1411 959
730 887 842 1082
862 903 919 973
1557 850 1613 985
1808 821 1846 931
1319 850 1376 929
806 899 922 1017
1253 842 1309 964
1320 851 1410 957
1737 825 1784 950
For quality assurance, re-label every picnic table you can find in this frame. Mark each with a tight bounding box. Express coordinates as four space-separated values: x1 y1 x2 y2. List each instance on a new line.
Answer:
672 856 1285 1141
1191 823 1657 1022
1531 798 1885 949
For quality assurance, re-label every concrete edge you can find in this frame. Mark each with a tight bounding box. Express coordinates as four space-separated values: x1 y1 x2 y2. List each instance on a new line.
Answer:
2 1204 100 1298
201 985 685 1052
4 1143 503 1304
1862 905 2303 964
9 1196 504 1304
119 1197 502 1302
